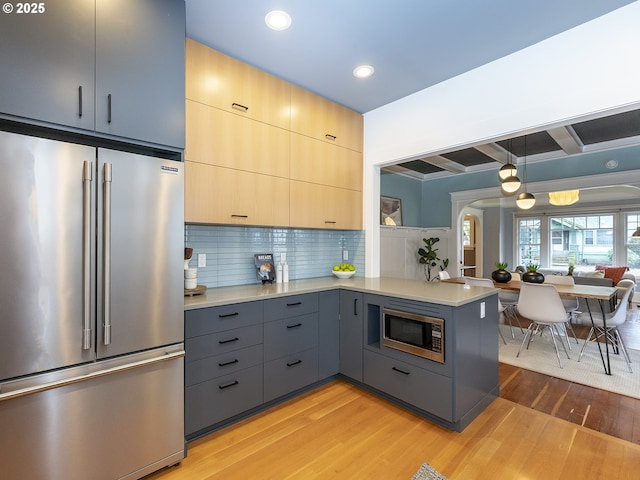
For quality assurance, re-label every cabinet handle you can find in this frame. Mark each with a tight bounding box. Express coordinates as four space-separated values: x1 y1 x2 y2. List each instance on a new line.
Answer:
354 298 358 316
325 134 337 141
219 380 239 390
392 366 411 375
78 86 83 117
286 322 303 329
287 359 302 367
218 337 239 345
232 102 249 112
218 359 239 367
324 221 337 224
218 312 239 318
231 214 248 218
107 94 112 123
286 301 302 307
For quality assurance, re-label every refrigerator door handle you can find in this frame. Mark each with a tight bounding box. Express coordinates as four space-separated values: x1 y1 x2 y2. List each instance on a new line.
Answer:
103 162 112 345
0 350 185 402
82 161 93 350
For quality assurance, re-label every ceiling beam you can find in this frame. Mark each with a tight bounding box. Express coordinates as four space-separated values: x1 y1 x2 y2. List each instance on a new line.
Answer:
422 155 467 173
475 143 511 164
547 126 583 154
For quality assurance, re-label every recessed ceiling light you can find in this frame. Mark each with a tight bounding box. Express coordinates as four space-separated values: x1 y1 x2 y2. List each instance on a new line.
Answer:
605 159 618 169
265 10 291 31
353 65 374 79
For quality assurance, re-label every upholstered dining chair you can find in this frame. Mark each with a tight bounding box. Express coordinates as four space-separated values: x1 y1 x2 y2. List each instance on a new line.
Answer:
516 283 571 368
464 277 507 344
543 275 579 348
578 284 634 373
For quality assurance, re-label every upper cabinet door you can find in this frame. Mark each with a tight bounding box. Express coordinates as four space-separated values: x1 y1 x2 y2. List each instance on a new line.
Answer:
95 0 185 149
290 85 363 152
186 39 291 130
0 0 95 131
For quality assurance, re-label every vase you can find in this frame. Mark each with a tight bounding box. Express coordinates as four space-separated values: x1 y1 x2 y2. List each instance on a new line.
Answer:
491 269 512 283
522 271 545 283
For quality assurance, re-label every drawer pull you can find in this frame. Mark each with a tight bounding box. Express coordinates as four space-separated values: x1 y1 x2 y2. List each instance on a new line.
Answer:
219 337 239 345
325 134 337 141
324 221 337 224
218 359 239 367
287 359 302 367
286 302 302 307
231 214 248 218
392 366 411 376
219 380 239 390
218 312 239 318
232 102 249 112
286 322 303 329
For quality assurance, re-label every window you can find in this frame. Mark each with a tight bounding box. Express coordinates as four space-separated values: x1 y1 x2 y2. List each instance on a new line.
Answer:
549 214 613 268
626 213 640 271
517 217 541 266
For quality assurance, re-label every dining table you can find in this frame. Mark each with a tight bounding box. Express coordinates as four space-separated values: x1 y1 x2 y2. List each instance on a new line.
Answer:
443 277 619 375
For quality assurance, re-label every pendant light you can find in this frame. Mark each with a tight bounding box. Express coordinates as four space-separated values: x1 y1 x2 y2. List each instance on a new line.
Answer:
516 135 536 210
500 139 521 195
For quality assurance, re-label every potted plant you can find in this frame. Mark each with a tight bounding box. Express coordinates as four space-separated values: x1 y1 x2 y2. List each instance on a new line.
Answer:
491 262 512 283
418 237 449 281
522 263 545 283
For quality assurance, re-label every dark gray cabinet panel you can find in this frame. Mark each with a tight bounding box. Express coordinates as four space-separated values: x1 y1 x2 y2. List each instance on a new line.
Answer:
364 350 453 421
186 301 263 337
0 0 185 149
318 290 340 379
263 313 318 362
339 290 363 381
186 324 263 362
95 0 185 148
0 0 95 130
186 344 263 387
185 365 263 435
264 348 319 402
264 293 319 321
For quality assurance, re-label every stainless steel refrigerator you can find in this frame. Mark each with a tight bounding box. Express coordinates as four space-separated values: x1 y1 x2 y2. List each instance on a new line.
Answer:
0 130 185 480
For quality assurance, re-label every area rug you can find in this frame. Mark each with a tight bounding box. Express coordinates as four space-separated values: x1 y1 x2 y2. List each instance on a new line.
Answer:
411 462 448 480
498 325 640 399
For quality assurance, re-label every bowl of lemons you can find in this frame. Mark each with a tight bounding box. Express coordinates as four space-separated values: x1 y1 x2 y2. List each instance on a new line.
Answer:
332 263 356 278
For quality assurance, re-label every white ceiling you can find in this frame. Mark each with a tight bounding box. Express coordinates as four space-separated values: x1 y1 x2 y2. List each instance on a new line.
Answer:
185 0 634 114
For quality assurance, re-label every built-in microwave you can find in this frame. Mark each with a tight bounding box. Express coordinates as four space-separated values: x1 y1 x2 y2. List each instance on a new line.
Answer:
382 308 444 363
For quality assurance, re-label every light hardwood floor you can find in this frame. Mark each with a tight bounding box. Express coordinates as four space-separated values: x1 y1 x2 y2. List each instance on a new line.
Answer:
145 379 640 480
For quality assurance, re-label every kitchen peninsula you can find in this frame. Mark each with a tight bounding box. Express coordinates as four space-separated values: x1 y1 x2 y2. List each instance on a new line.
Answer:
184 277 499 437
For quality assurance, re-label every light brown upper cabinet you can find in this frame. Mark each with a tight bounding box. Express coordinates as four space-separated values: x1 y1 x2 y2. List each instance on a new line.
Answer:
290 181 362 230
290 85 363 152
186 38 291 130
185 99 289 178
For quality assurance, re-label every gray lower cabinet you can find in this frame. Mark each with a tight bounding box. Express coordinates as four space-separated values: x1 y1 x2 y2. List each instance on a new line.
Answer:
264 347 319 402
318 290 340 378
363 350 453 421
339 290 363 381
0 0 185 149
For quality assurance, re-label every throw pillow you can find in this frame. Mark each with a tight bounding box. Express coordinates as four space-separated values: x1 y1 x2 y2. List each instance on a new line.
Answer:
582 271 605 278
602 266 629 284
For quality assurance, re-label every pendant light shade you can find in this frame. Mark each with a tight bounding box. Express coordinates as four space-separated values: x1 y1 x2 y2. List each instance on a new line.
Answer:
516 134 535 210
501 175 521 194
632 227 640 237
549 190 579 206
516 192 536 209
498 163 518 181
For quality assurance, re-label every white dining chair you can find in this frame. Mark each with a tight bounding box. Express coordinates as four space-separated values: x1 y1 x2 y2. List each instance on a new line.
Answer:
578 284 634 373
438 270 451 280
543 275 579 348
516 283 571 368
464 277 507 344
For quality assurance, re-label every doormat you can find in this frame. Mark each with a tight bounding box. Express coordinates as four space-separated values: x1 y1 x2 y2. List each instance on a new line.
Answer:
411 462 448 480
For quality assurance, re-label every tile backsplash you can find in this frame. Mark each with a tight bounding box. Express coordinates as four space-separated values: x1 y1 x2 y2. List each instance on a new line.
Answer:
185 225 365 288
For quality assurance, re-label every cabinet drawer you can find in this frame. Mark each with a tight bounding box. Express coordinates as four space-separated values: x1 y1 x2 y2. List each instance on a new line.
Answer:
186 324 263 362
186 301 263 337
186 344 263 387
185 364 263 435
364 350 453 421
264 293 318 321
264 347 319 402
264 313 318 362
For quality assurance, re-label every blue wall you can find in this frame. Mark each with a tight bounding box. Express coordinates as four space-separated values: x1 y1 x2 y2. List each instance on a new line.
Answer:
379 145 640 228
379 171 422 227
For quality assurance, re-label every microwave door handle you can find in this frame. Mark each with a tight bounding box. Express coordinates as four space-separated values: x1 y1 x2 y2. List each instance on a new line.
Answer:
102 162 112 345
82 161 92 350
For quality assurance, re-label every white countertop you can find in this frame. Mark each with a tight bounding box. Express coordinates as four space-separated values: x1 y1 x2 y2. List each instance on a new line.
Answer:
184 276 496 310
